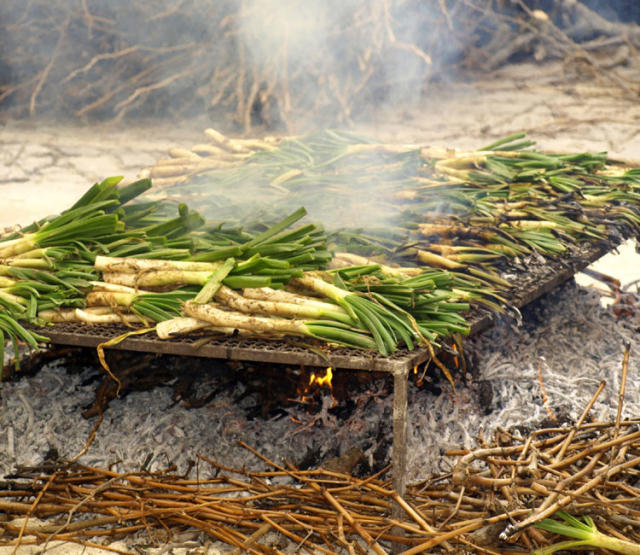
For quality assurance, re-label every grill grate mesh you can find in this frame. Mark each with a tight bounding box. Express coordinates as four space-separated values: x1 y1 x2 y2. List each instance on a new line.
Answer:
32 240 610 372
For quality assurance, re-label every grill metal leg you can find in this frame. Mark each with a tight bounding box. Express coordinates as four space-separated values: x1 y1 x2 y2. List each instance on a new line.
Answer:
392 368 409 553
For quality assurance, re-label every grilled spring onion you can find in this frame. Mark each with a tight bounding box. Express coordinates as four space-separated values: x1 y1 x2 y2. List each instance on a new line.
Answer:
0 177 153 258
291 273 420 355
95 256 226 274
182 301 377 351
0 178 157 370
0 314 49 373
101 269 272 291
0 206 121 258
38 307 148 325
155 317 278 339
242 286 354 309
84 288 194 323
38 306 143 324
214 285 355 325
330 264 476 339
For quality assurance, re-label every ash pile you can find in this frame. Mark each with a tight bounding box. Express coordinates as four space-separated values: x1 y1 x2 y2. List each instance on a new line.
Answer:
2 278 639 482
1 272 640 553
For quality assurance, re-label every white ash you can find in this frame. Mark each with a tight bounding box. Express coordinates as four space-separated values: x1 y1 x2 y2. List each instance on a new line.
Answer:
0 357 395 478
406 280 640 481
1 280 639 485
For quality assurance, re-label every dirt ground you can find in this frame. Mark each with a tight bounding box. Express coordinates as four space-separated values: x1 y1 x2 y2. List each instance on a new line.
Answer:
2 61 639 284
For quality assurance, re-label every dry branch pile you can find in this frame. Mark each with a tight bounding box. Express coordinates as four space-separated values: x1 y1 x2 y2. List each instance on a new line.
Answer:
2 366 640 554
1 0 639 132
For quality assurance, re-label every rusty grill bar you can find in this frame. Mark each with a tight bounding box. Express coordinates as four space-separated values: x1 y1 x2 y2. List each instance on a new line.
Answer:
30 240 612 511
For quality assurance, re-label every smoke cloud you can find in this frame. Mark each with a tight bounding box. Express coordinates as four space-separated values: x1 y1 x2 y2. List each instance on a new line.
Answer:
0 1 636 131
0 0 453 131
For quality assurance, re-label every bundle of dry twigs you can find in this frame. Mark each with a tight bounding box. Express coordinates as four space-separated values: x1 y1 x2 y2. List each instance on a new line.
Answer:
2 1 638 131
2 347 639 554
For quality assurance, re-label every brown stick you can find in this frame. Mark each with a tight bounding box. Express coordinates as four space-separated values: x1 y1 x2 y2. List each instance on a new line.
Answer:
11 472 58 555
552 379 606 464
320 488 387 555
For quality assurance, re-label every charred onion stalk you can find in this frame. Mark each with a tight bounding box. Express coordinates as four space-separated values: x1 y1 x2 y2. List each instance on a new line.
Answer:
181 301 377 351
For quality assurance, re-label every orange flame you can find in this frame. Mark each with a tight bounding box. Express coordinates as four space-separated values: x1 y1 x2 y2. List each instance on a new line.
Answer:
295 366 336 407
309 366 333 388
452 343 460 369
414 363 428 386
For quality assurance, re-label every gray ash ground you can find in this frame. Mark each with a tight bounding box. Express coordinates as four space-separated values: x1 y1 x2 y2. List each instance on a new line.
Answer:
2 276 639 485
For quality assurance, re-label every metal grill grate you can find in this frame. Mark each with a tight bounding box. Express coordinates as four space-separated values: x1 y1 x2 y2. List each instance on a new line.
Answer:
32 240 610 371
37 321 429 372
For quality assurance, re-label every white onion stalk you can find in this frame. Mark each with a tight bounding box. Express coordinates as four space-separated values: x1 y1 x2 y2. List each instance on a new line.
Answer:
0 295 27 318
242 287 342 310
184 302 313 336
94 255 221 274
38 307 143 324
10 248 50 259
183 301 376 350
156 316 284 339
0 290 28 306
74 308 148 324
156 316 281 339
89 281 155 295
40 307 112 322
86 291 137 307
102 270 213 288
0 276 18 287
0 234 39 258
217 286 353 324
0 258 52 269
331 252 422 278
156 317 213 338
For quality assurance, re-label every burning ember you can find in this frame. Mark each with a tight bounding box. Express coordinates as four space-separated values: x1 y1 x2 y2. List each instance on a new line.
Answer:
296 366 337 408
309 365 333 388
